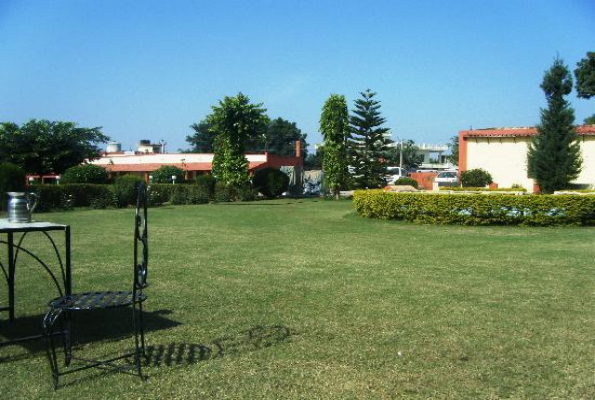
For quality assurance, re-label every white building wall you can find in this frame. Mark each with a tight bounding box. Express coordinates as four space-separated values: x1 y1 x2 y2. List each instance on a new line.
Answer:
577 137 595 185
466 137 534 190
466 136 595 190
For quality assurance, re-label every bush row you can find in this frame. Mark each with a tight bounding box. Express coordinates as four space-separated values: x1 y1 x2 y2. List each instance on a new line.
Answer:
440 187 527 192
30 178 262 212
353 190 595 226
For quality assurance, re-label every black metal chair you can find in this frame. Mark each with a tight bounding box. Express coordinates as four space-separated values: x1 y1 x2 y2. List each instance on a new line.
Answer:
43 183 149 389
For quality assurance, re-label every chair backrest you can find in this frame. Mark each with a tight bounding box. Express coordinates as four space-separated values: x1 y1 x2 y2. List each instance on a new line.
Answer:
133 183 148 295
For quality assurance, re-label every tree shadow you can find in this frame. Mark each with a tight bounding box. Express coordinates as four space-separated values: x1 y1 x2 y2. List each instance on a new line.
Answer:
145 324 292 367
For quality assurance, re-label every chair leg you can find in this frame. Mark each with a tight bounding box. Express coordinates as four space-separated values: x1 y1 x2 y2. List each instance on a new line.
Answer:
43 309 63 390
138 301 147 359
132 303 144 379
62 311 72 367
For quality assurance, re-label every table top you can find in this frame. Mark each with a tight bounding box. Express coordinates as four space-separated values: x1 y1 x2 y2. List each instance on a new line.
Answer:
0 219 69 233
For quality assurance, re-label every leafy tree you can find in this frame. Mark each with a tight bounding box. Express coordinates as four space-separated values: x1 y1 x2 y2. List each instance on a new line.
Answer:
304 146 324 170
528 58 582 194
446 135 459 166
185 116 308 158
584 114 595 125
62 164 108 184
151 165 185 183
320 94 350 199
0 119 109 175
259 118 309 158
574 51 595 99
348 89 393 188
210 93 269 187
385 139 424 170
185 120 216 153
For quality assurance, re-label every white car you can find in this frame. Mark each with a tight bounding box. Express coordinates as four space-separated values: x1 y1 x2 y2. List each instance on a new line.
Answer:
385 167 406 184
434 171 459 186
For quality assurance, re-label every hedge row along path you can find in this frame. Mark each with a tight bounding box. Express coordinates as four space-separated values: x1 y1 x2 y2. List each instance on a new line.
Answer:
353 190 595 226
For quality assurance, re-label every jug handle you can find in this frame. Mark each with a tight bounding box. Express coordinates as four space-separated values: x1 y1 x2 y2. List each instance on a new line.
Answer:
27 192 38 213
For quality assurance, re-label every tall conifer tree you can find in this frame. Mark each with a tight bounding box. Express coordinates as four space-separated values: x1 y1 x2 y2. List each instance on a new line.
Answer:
528 58 581 193
349 89 392 188
320 94 350 199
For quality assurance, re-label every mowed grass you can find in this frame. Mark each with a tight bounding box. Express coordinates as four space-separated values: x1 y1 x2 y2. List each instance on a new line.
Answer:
1 199 594 399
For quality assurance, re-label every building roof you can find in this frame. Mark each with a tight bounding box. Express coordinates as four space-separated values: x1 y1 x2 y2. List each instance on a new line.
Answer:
104 161 266 172
460 125 595 138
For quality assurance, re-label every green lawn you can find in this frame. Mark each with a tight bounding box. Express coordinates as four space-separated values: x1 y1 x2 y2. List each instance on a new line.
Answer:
1 199 594 398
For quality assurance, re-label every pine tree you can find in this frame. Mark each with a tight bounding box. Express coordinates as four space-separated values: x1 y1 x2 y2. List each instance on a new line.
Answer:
528 58 582 194
320 94 350 199
349 89 393 188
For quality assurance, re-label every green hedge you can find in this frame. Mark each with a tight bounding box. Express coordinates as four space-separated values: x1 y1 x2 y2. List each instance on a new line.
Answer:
34 184 117 211
440 187 527 192
353 190 595 226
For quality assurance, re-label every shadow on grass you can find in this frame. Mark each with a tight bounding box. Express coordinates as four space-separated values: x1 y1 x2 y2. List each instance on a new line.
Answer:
145 324 291 367
0 309 180 362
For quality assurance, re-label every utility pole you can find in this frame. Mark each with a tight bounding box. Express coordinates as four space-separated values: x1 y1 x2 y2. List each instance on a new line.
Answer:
399 140 403 171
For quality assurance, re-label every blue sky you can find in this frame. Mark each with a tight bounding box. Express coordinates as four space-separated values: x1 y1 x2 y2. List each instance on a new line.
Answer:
1 0 593 152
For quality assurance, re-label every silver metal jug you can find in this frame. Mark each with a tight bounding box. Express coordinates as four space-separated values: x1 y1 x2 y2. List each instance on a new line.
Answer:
7 192 38 223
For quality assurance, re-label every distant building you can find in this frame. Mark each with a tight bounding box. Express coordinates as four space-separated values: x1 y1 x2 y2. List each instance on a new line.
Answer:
458 125 595 192
89 140 303 182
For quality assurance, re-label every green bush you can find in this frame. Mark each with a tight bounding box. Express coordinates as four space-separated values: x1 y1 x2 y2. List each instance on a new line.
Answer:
460 169 492 187
252 168 289 198
186 185 211 204
114 175 144 207
213 182 234 203
196 174 216 199
353 190 595 226
61 164 108 184
33 184 116 212
147 183 172 206
440 187 527 192
151 166 185 184
213 182 257 202
394 177 419 189
0 162 26 211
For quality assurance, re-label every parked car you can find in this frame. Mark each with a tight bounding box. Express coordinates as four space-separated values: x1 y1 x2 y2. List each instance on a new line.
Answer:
434 170 459 186
385 166 407 184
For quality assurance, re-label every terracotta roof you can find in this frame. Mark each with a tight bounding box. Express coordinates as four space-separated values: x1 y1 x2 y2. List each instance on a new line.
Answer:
104 161 266 172
460 125 595 138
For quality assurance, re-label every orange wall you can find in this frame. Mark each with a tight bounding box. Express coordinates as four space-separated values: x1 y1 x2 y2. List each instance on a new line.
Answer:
409 172 438 190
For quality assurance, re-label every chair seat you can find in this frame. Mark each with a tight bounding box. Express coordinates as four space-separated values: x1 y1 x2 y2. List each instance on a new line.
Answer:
49 291 147 311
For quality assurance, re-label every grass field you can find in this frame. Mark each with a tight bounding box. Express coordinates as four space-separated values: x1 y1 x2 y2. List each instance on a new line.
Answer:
1 199 594 399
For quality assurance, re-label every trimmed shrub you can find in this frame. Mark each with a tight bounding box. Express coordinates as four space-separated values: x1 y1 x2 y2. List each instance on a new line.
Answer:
152 166 185 184
394 177 419 189
460 169 492 187
353 190 595 226
147 183 172 206
114 175 144 207
0 162 26 211
62 164 108 184
196 174 216 199
440 187 527 192
186 185 210 204
33 184 115 211
213 182 234 203
252 168 289 198
213 182 257 202
169 185 188 205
